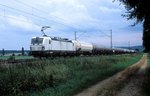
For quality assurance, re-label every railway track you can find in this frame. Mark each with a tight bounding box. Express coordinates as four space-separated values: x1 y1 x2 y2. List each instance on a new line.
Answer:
0 59 39 65
0 56 61 65
0 54 135 65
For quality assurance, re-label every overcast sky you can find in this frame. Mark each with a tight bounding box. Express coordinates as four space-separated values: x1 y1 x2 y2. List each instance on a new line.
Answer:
0 0 143 50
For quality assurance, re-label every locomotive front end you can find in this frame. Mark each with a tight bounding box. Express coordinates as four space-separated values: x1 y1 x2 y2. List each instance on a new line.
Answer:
30 37 45 56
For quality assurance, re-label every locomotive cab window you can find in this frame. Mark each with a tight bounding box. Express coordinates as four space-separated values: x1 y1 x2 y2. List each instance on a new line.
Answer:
31 37 43 45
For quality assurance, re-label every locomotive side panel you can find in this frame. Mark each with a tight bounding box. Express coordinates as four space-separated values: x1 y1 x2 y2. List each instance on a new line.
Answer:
60 41 66 51
43 38 51 51
67 42 75 51
51 40 61 51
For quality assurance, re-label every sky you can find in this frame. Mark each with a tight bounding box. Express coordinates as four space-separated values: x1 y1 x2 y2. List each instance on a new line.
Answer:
0 0 143 50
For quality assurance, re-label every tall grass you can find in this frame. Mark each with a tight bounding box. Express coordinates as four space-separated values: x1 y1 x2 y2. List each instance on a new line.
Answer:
0 54 142 96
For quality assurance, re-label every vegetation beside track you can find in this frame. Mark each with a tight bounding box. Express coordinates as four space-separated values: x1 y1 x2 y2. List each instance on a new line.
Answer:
0 54 142 96
0 55 34 60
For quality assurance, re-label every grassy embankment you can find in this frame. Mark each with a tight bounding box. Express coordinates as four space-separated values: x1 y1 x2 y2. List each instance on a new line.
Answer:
0 54 142 96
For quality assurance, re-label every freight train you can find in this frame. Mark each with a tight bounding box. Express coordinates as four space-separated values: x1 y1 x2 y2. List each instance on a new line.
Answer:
30 36 135 57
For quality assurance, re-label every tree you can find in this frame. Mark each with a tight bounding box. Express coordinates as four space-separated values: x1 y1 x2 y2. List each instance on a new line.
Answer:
2 48 5 56
116 0 150 52
21 47 25 56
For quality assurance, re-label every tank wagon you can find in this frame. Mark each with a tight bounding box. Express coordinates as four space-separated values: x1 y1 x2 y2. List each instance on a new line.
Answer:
30 36 135 57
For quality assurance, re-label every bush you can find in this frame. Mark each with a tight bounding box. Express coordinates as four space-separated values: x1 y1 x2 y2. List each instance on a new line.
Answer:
7 56 15 60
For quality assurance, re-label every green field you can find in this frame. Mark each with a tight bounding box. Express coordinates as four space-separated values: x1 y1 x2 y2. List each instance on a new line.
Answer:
0 54 142 96
0 56 34 60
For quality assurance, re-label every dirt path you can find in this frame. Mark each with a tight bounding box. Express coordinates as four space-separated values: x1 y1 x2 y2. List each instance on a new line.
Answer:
116 54 147 96
74 54 147 96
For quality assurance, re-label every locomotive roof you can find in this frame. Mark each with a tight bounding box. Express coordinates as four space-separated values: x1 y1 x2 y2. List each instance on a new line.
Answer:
32 36 72 42
51 37 72 42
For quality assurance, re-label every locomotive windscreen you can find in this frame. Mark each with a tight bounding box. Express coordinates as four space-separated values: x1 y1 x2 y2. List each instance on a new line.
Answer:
31 37 43 45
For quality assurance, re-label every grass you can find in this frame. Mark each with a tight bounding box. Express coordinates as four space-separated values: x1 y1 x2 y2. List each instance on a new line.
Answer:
0 55 34 60
0 54 142 96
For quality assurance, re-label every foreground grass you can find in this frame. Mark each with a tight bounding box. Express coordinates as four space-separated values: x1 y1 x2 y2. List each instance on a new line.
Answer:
0 54 142 96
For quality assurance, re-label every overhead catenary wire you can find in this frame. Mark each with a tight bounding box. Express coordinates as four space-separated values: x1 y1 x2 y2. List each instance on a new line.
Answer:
0 13 42 26
0 1 104 35
0 3 50 23
99 30 112 48
0 3 79 31
0 15 7 26
0 13 62 33
0 4 92 42
13 0 81 29
13 0 48 13
13 0 108 35
75 32 109 40
99 30 111 37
